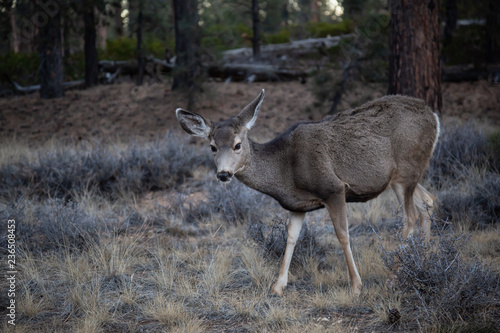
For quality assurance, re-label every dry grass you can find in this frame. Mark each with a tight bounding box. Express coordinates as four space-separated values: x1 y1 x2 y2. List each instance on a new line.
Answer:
1 120 499 332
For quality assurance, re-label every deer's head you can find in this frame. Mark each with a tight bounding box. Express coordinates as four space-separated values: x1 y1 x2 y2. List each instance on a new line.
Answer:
176 89 265 183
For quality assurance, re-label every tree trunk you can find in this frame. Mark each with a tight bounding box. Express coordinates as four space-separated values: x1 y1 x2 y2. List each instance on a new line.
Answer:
137 1 144 86
251 0 261 58
311 0 319 22
388 0 442 112
83 1 99 88
485 0 499 64
1 1 15 52
281 2 289 27
39 2 64 99
172 0 201 96
298 0 310 24
113 0 123 37
443 0 457 42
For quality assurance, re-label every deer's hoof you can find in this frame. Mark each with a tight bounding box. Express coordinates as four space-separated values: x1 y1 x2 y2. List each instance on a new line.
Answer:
351 283 362 297
271 284 284 297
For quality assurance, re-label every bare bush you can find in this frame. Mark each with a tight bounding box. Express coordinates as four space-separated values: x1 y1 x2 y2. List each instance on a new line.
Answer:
0 133 212 201
437 171 500 226
427 123 500 227
428 123 497 183
383 227 500 330
1 198 100 252
159 179 275 226
248 215 329 268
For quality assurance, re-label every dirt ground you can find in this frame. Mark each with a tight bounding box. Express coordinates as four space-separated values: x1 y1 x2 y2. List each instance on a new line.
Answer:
0 79 499 146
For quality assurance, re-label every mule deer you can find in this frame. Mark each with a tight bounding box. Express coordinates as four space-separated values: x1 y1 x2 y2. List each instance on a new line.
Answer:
176 90 440 296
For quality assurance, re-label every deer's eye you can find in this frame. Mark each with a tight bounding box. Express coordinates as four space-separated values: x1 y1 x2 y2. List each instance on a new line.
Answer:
234 143 241 151
210 145 217 153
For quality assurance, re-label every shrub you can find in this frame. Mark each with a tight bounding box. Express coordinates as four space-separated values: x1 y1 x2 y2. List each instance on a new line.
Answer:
305 20 355 38
1 198 100 253
248 215 328 268
383 228 500 330
428 123 496 184
427 123 500 227
202 23 251 53
164 179 273 226
263 29 291 44
437 171 500 226
0 133 212 201
103 37 137 60
0 52 40 86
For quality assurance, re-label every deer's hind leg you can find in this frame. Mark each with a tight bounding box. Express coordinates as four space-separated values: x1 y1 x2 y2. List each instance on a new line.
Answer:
413 184 434 242
391 182 419 239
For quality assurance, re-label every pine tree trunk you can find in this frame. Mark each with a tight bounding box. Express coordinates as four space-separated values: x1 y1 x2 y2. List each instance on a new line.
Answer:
39 3 64 99
84 1 98 88
388 0 442 112
172 0 201 94
485 0 498 64
113 0 123 37
251 0 261 58
137 2 144 86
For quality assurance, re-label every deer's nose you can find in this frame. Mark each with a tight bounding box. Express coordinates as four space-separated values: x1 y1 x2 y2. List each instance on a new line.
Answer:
217 171 233 182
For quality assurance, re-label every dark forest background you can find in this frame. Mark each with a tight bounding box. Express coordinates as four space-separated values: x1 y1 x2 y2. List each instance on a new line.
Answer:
0 0 498 108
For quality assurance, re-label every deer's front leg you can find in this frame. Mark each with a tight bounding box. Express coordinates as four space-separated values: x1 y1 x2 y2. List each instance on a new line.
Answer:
272 211 306 296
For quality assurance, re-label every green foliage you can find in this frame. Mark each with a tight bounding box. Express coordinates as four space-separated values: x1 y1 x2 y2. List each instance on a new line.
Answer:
202 23 251 53
103 36 138 60
101 35 172 60
144 36 174 59
263 29 291 44
260 20 354 46
0 52 40 86
64 51 85 81
0 51 86 85
305 20 355 38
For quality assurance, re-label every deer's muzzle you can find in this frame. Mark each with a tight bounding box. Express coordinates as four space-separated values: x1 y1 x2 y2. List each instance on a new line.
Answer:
217 171 233 182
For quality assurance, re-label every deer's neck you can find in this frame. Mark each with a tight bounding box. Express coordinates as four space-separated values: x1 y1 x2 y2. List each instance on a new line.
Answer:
236 139 290 197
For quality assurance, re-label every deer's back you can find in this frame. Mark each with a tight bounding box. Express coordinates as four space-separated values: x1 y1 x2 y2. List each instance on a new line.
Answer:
287 95 438 202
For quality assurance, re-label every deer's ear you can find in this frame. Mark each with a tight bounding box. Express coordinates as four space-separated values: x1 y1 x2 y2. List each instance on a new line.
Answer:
237 89 265 130
176 108 212 138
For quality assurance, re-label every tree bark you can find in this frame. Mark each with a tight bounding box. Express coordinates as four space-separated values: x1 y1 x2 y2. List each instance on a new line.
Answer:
251 0 261 58
443 0 457 42
38 2 64 99
137 1 144 86
172 0 201 96
388 0 442 112
113 0 123 37
83 1 99 88
485 0 499 64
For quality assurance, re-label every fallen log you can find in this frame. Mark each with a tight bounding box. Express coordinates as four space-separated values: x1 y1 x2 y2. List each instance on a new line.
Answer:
442 64 500 82
99 60 139 76
207 63 309 82
98 57 174 79
223 34 353 60
2 74 85 95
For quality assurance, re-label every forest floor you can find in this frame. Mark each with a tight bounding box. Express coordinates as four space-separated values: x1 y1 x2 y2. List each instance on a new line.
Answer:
1 79 499 146
0 79 499 332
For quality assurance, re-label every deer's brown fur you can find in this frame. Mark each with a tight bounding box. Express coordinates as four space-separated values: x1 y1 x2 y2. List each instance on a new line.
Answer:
176 90 439 296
